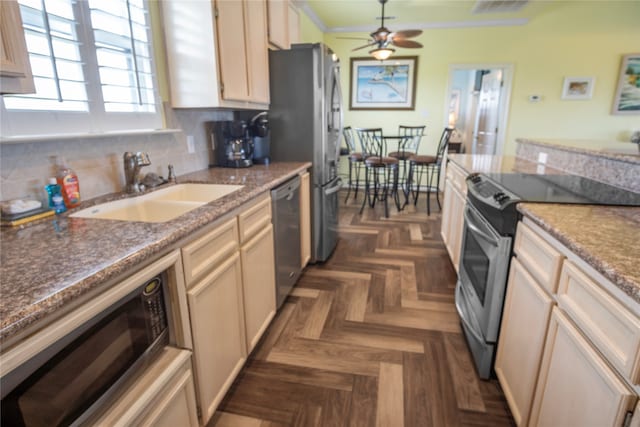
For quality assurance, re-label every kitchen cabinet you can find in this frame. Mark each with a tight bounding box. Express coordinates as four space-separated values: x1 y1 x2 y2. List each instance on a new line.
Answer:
93 348 199 427
300 171 311 268
161 0 269 109
494 258 554 426
180 194 276 424
238 195 276 353
0 0 35 94
529 307 636 427
440 161 467 271
496 219 640 426
267 0 300 49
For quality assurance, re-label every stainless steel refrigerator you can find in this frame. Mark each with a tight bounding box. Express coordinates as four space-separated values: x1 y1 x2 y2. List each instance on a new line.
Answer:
269 43 343 263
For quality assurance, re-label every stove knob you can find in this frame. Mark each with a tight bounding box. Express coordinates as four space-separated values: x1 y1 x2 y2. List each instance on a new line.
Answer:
498 194 511 204
468 173 481 183
493 192 505 201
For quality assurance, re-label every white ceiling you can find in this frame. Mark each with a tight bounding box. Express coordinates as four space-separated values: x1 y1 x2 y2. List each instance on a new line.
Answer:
299 0 564 33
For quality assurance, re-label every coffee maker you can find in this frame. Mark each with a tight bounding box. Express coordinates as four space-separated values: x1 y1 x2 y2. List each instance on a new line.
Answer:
249 112 270 165
211 120 254 168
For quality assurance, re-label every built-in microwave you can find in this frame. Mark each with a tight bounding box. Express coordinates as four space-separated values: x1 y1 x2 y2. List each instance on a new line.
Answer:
1 273 171 427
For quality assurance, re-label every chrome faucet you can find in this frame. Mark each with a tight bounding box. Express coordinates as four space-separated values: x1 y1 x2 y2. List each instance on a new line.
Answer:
123 152 151 193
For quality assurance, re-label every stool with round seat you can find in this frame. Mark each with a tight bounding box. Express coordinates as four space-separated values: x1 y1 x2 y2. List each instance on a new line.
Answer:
407 127 453 215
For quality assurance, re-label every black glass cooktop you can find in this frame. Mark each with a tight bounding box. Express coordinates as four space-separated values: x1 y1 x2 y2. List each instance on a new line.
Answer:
484 173 640 206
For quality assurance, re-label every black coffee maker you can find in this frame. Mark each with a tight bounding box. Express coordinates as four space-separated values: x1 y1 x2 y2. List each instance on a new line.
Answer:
249 112 270 165
212 120 254 168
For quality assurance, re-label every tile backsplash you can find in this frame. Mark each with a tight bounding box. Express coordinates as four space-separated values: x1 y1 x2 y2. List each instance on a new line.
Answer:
0 108 233 204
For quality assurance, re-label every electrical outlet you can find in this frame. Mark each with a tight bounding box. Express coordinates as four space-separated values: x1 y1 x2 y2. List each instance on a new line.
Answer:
187 135 195 154
538 152 548 164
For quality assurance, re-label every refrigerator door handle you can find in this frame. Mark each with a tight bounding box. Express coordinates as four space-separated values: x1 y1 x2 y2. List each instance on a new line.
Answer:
330 63 344 162
324 177 343 195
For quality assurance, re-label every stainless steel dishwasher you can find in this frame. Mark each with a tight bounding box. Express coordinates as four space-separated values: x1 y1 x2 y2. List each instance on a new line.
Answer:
271 176 302 309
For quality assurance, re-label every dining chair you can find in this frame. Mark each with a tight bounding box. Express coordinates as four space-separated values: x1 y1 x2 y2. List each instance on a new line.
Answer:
407 127 454 215
343 126 364 203
356 128 400 218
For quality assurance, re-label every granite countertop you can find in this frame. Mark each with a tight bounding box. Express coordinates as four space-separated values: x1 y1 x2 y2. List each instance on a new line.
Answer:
0 162 311 344
517 138 640 164
446 153 640 306
518 203 640 306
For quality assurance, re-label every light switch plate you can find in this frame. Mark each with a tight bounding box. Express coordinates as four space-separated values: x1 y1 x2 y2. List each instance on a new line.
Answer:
187 135 195 153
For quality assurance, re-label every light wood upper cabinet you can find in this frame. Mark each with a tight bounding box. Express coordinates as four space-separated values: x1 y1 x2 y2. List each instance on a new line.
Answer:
161 0 269 109
267 0 289 49
288 2 300 45
0 0 35 94
529 308 636 427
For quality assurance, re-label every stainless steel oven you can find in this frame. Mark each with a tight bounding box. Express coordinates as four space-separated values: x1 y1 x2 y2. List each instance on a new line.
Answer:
455 202 512 379
1 273 170 427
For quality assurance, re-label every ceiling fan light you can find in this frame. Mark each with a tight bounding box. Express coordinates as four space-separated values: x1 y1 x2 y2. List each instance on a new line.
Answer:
369 47 395 60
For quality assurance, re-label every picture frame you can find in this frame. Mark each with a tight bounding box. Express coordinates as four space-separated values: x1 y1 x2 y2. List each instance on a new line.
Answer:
611 53 640 115
561 76 595 100
349 56 418 110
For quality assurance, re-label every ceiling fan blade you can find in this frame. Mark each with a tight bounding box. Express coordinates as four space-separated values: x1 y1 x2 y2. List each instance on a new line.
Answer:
352 42 376 51
391 29 423 39
391 39 423 48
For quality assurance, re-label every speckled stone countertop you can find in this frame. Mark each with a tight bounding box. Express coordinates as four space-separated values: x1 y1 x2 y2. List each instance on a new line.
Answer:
0 162 311 344
446 153 640 306
517 203 640 305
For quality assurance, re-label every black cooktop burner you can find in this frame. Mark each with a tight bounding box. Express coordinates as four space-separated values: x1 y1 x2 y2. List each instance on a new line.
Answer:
484 173 640 206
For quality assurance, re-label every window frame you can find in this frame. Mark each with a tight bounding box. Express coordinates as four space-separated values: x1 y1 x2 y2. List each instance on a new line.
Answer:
0 0 163 137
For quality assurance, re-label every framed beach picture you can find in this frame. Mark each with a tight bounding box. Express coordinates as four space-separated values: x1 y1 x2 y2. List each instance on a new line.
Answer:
561 76 595 100
612 53 640 115
349 56 418 110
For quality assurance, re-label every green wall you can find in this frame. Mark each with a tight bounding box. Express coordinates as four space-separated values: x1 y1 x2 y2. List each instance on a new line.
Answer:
300 1 640 156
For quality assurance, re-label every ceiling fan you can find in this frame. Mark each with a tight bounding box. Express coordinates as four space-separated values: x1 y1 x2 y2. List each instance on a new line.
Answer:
345 0 423 60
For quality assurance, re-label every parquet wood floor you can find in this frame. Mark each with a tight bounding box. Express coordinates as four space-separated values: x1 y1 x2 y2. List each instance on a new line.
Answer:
210 191 515 427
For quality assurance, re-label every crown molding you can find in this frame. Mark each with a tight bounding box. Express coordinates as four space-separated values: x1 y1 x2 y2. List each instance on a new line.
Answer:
296 0 328 32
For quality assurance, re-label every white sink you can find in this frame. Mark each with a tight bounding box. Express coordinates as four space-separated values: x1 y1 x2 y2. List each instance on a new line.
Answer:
71 184 244 223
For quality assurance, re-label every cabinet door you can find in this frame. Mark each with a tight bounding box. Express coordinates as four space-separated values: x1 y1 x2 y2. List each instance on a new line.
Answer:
450 185 466 271
215 0 250 101
245 0 270 104
139 368 199 427
440 179 454 249
300 171 311 268
530 307 636 427
288 2 300 45
495 258 554 426
241 224 276 353
0 0 35 94
267 0 289 49
187 253 247 425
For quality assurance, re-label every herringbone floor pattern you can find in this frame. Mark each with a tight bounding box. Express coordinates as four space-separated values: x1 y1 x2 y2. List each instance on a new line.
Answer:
210 191 515 427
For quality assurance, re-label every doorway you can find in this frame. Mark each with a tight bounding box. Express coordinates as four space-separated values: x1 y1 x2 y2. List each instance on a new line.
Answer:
445 64 513 155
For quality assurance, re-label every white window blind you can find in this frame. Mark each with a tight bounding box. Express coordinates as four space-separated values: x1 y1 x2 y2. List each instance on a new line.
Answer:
1 0 162 136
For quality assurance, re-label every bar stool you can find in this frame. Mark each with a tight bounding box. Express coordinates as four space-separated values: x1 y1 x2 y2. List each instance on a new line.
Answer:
407 128 453 215
388 125 425 205
343 126 364 202
356 128 399 218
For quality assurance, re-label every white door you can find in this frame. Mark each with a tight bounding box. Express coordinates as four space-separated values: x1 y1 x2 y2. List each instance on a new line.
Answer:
472 69 503 155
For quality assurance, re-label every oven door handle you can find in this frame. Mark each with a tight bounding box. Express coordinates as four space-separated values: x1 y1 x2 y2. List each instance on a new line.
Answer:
463 208 498 247
454 282 486 344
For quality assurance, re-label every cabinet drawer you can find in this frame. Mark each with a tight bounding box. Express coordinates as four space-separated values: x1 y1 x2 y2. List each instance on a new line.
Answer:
557 260 640 385
182 217 239 287
514 221 564 294
238 193 272 244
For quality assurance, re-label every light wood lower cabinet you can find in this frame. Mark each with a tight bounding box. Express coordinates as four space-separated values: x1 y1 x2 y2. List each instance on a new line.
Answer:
241 224 276 353
529 307 636 427
93 348 198 427
300 171 311 268
495 258 554 426
187 253 247 424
